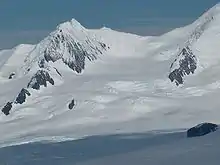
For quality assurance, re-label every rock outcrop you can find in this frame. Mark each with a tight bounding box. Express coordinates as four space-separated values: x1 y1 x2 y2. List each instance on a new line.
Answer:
27 70 54 90
42 22 108 74
15 88 31 104
187 122 218 138
8 73 15 79
68 99 75 110
1 102 13 116
169 46 197 85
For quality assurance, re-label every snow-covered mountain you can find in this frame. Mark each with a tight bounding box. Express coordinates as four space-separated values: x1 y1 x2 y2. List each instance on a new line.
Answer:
19 19 109 76
0 19 110 116
1 3 220 148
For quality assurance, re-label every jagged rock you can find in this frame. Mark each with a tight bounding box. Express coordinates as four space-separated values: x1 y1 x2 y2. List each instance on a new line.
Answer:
8 73 15 79
62 42 86 73
41 21 108 74
38 59 46 68
68 99 75 110
27 70 54 90
169 69 184 85
15 88 31 104
2 102 13 116
169 46 197 86
187 122 218 138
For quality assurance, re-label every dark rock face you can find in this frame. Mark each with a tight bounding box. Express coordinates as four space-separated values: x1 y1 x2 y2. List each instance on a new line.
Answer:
43 29 107 74
68 99 75 110
1 102 13 116
62 42 86 73
8 73 15 79
15 88 31 104
27 70 54 90
187 123 218 138
38 59 46 68
169 46 197 86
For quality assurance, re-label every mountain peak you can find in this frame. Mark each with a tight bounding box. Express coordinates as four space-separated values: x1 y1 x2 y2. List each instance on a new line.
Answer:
56 18 86 34
17 18 109 77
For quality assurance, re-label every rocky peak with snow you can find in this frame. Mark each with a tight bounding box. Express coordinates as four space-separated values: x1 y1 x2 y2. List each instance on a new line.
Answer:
19 19 109 77
168 4 219 86
0 19 110 115
2 5 220 156
169 46 197 86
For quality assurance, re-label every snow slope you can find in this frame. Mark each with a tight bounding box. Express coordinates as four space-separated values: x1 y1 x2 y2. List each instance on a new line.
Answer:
1 3 220 150
0 44 35 78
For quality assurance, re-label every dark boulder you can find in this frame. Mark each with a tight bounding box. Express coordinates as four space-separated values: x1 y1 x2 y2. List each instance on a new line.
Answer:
187 122 218 138
15 88 31 104
8 73 15 79
2 102 13 116
27 70 54 90
68 99 75 110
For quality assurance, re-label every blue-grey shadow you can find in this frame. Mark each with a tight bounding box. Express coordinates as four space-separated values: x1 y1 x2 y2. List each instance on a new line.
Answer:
0 131 185 165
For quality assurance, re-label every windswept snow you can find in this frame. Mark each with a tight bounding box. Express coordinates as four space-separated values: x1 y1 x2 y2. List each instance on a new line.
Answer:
0 44 35 78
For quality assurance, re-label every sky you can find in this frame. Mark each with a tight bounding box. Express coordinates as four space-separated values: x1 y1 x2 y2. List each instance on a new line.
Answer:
0 0 219 49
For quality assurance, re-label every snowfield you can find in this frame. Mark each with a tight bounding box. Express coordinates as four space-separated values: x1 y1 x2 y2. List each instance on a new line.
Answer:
1 3 220 165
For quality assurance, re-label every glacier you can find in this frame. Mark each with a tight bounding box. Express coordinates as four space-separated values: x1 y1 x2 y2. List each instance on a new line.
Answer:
0 3 220 165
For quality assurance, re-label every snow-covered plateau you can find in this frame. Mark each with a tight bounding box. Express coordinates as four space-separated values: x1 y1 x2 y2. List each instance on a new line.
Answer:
1 3 220 165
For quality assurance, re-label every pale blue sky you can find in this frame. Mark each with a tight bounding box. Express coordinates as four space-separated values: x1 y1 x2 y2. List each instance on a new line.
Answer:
0 0 219 49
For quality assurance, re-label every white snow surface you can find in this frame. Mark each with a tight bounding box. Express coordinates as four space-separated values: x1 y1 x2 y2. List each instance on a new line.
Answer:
1 3 220 149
